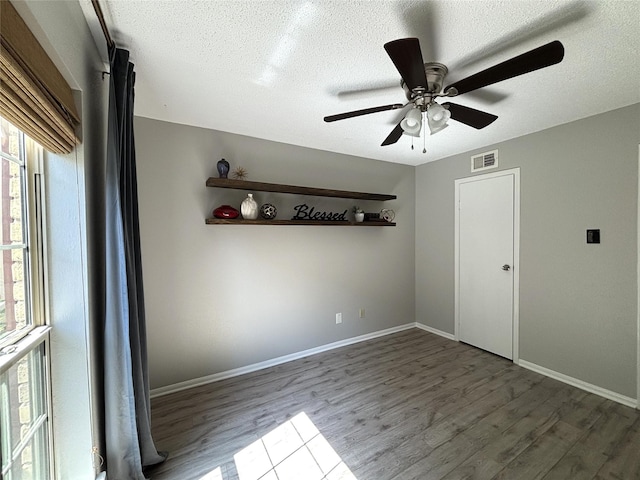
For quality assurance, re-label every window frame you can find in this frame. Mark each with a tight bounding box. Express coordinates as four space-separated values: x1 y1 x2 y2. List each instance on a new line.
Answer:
0 129 29 348
0 328 52 479
0 123 53 479
0 123 47 349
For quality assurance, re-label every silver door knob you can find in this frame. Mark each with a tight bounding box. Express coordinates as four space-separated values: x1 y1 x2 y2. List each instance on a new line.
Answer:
502 264 511 271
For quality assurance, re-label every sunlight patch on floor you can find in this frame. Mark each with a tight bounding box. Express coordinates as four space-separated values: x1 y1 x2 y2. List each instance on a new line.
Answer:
198 466 223 480
230 412 358 480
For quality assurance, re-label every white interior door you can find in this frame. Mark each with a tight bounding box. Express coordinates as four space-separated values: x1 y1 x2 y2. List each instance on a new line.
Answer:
455 170 519 360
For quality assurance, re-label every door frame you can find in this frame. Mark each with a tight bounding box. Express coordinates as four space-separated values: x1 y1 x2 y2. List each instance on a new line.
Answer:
454 167 521 363
637 144 640 408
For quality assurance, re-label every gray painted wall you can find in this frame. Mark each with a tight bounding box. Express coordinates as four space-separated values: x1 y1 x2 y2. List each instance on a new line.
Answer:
416 103 640 399
135 117 416 390
12 5 639 480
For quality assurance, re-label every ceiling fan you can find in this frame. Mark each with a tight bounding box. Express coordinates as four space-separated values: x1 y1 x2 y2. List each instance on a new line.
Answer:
324 38 564 147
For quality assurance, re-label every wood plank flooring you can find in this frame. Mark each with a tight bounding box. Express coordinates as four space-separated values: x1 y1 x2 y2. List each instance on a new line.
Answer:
147 329 640 480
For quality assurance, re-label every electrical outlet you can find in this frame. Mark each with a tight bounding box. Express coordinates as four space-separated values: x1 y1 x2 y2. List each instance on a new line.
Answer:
336 313 342 324
359 308 365 318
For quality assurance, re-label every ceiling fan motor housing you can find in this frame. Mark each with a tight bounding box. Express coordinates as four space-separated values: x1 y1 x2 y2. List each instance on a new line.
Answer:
401 62 449 101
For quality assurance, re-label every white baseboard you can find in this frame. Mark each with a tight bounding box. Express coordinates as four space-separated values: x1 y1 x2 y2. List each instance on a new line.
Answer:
518 359 637 408
150 323 416 398
151 326 638 410
415 322 456 341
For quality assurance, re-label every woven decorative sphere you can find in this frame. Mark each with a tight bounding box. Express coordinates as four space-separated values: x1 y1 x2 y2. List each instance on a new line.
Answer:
260 203 277 220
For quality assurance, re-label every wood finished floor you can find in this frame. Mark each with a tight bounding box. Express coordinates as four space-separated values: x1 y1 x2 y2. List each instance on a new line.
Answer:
147 329 640 480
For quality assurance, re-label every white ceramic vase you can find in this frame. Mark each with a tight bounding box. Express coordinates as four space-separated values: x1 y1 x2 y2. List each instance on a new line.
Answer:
241 193 258 219
355 212 364 223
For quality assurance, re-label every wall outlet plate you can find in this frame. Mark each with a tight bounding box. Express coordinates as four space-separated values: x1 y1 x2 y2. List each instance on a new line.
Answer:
336 313 342 324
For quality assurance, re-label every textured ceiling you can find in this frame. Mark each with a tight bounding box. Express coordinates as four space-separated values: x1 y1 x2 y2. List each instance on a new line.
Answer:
95 0 639 166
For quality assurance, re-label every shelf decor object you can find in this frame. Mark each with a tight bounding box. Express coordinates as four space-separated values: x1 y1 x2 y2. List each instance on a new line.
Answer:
353 206 365 223
217 159 230 178
381 209 396 222
232 166 248 180
213 205 240 219
240 193 259 220
260 203 277 220
206 178 396 226
291 204 348 221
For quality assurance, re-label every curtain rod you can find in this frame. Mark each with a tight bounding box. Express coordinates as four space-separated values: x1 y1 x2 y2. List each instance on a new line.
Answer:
92 0 115 50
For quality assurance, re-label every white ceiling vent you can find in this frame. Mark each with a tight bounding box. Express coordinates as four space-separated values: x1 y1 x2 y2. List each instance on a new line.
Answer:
471 150 498 172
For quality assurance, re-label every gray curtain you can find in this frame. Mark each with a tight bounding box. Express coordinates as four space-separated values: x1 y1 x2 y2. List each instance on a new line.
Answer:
104 45 166 479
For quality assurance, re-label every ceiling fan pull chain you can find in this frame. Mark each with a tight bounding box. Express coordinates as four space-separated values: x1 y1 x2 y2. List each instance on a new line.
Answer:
422 112 427 154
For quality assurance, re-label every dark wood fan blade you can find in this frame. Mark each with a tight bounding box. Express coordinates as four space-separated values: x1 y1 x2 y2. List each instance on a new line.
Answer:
442 102 498 129
324 104 404 122
381 122 404 146
444 40 564 96
384 38 428 92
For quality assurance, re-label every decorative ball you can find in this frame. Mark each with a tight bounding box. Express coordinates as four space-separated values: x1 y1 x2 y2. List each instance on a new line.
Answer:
260 203 277 220
381 208 395 222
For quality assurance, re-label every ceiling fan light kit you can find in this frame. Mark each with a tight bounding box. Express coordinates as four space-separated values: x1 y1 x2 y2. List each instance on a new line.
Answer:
324 37 565 152
400 108 422 135
426 103 451 135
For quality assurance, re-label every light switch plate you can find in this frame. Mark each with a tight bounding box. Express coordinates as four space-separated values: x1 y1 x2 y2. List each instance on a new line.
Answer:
587 229 600 244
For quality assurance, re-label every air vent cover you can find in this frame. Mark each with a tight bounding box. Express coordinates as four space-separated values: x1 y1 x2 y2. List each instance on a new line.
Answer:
471 150 498 172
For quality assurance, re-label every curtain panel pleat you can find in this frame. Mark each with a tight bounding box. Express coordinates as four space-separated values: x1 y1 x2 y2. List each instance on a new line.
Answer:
0 0 79 154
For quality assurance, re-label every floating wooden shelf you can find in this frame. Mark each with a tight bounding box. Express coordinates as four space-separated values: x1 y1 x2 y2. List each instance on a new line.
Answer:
206 178 396 227
206 178 397 201
205 219 396 226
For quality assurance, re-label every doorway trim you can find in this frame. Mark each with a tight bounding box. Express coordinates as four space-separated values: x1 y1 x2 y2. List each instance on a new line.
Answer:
454 167 521 363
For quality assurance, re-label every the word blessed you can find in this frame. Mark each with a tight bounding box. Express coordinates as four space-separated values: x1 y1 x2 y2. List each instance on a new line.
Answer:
291 204 348 221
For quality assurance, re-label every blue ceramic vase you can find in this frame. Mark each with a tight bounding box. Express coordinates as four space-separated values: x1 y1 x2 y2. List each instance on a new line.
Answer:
217 159 230 178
